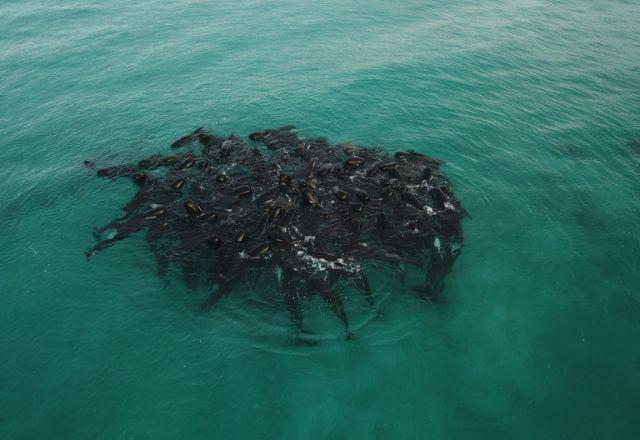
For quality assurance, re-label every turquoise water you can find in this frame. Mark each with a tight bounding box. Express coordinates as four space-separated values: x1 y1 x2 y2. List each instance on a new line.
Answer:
1 0 640 437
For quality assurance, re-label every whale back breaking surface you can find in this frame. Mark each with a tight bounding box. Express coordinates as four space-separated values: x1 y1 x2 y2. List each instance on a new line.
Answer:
87 126 468 342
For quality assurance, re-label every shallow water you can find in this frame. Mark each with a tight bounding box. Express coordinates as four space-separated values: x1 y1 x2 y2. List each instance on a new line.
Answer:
1 0 640 438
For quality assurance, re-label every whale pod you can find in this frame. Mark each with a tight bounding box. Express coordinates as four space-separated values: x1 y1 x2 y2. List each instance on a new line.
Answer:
86 126 466 340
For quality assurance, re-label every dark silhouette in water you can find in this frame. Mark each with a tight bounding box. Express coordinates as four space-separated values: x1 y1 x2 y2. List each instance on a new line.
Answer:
87 126 468 343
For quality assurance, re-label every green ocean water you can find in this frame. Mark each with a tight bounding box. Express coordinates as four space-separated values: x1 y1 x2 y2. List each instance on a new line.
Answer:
1 0 640 438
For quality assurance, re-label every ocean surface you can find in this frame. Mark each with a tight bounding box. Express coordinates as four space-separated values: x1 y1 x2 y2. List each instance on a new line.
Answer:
1 0 639 438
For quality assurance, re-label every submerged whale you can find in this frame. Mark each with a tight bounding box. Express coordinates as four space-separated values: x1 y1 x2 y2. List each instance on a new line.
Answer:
87 125 468 343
